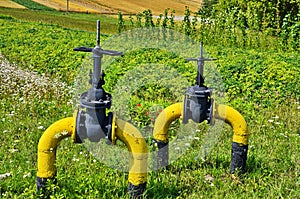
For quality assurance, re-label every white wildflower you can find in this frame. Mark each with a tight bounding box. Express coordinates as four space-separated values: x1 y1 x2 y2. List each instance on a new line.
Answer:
0 172 11 180
54 133 61 139
23 172 31 178
9 149 18 153
184 143 191 147
268 119 274 123
37 126 44 130
204 174 214 183
280 133 288 138
0 54 71 101
61 130 69 136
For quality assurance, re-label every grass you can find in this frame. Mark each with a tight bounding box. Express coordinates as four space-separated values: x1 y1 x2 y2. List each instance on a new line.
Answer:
0 7 300 199
0 73 299 198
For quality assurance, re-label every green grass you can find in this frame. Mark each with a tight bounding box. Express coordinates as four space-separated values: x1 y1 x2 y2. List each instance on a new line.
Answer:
0 8 300 198
0 89 299 198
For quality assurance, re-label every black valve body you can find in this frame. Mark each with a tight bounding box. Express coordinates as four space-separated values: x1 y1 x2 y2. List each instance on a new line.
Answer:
183 85 212 124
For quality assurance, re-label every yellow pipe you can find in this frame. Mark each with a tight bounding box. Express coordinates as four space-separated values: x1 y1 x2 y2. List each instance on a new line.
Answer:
153 102 183 143
152 101 249 173
113 118 148 186
37 117 75 178
37 113 147 189
153 101 249 145
214 103 249 145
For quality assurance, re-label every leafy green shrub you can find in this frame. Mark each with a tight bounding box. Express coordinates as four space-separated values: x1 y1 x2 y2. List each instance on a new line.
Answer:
104 48 195 126
208 45 300 118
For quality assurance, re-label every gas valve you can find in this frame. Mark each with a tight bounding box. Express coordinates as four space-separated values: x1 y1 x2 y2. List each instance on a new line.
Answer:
183 42 216 125
73 20 122 143
183 85 213 124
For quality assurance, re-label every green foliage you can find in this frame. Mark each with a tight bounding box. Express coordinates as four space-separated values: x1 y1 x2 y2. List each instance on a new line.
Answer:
117 12 125 33
116 0 299 50
181 6 192 36
0 19 97 84
11 0 55 11
0 12 300 199
143 9 154 27
162 8 169 29
207 45 300 118
103 48 195 126
206 0 300 49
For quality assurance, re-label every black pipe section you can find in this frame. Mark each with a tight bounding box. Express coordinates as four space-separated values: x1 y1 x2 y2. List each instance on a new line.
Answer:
230 142 248 174
36 176 48 192
153 140 169 170
128 182 147 198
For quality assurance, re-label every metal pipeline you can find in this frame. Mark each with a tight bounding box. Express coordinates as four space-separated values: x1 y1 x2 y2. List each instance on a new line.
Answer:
153 102 183 142
36 117 75 190
113 118 148 197
36 115 148 197
152 102 249 173
152 102 183 169
214 103 249 174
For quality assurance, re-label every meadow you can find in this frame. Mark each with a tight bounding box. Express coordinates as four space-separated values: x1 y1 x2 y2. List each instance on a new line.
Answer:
0 2 300 199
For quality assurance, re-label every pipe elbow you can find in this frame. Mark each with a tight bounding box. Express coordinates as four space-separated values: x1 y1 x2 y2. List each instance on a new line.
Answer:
215 104 249 145
214 104 249 173
37 117 75 178
153 102 183 143
114 119 148 185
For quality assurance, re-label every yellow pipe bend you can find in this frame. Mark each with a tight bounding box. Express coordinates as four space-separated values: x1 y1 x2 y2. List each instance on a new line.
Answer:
153 102 183 143
114 118 148 186
37 117 75 178
214 103 249 145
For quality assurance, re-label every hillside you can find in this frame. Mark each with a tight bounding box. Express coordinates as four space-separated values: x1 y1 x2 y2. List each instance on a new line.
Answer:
32 0 201 15
0 0 26 9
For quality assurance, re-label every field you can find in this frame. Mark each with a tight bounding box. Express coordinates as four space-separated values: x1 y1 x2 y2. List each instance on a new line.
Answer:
0 0 25 9
1 0 201 15
0 2 300 199
32 0 201 14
